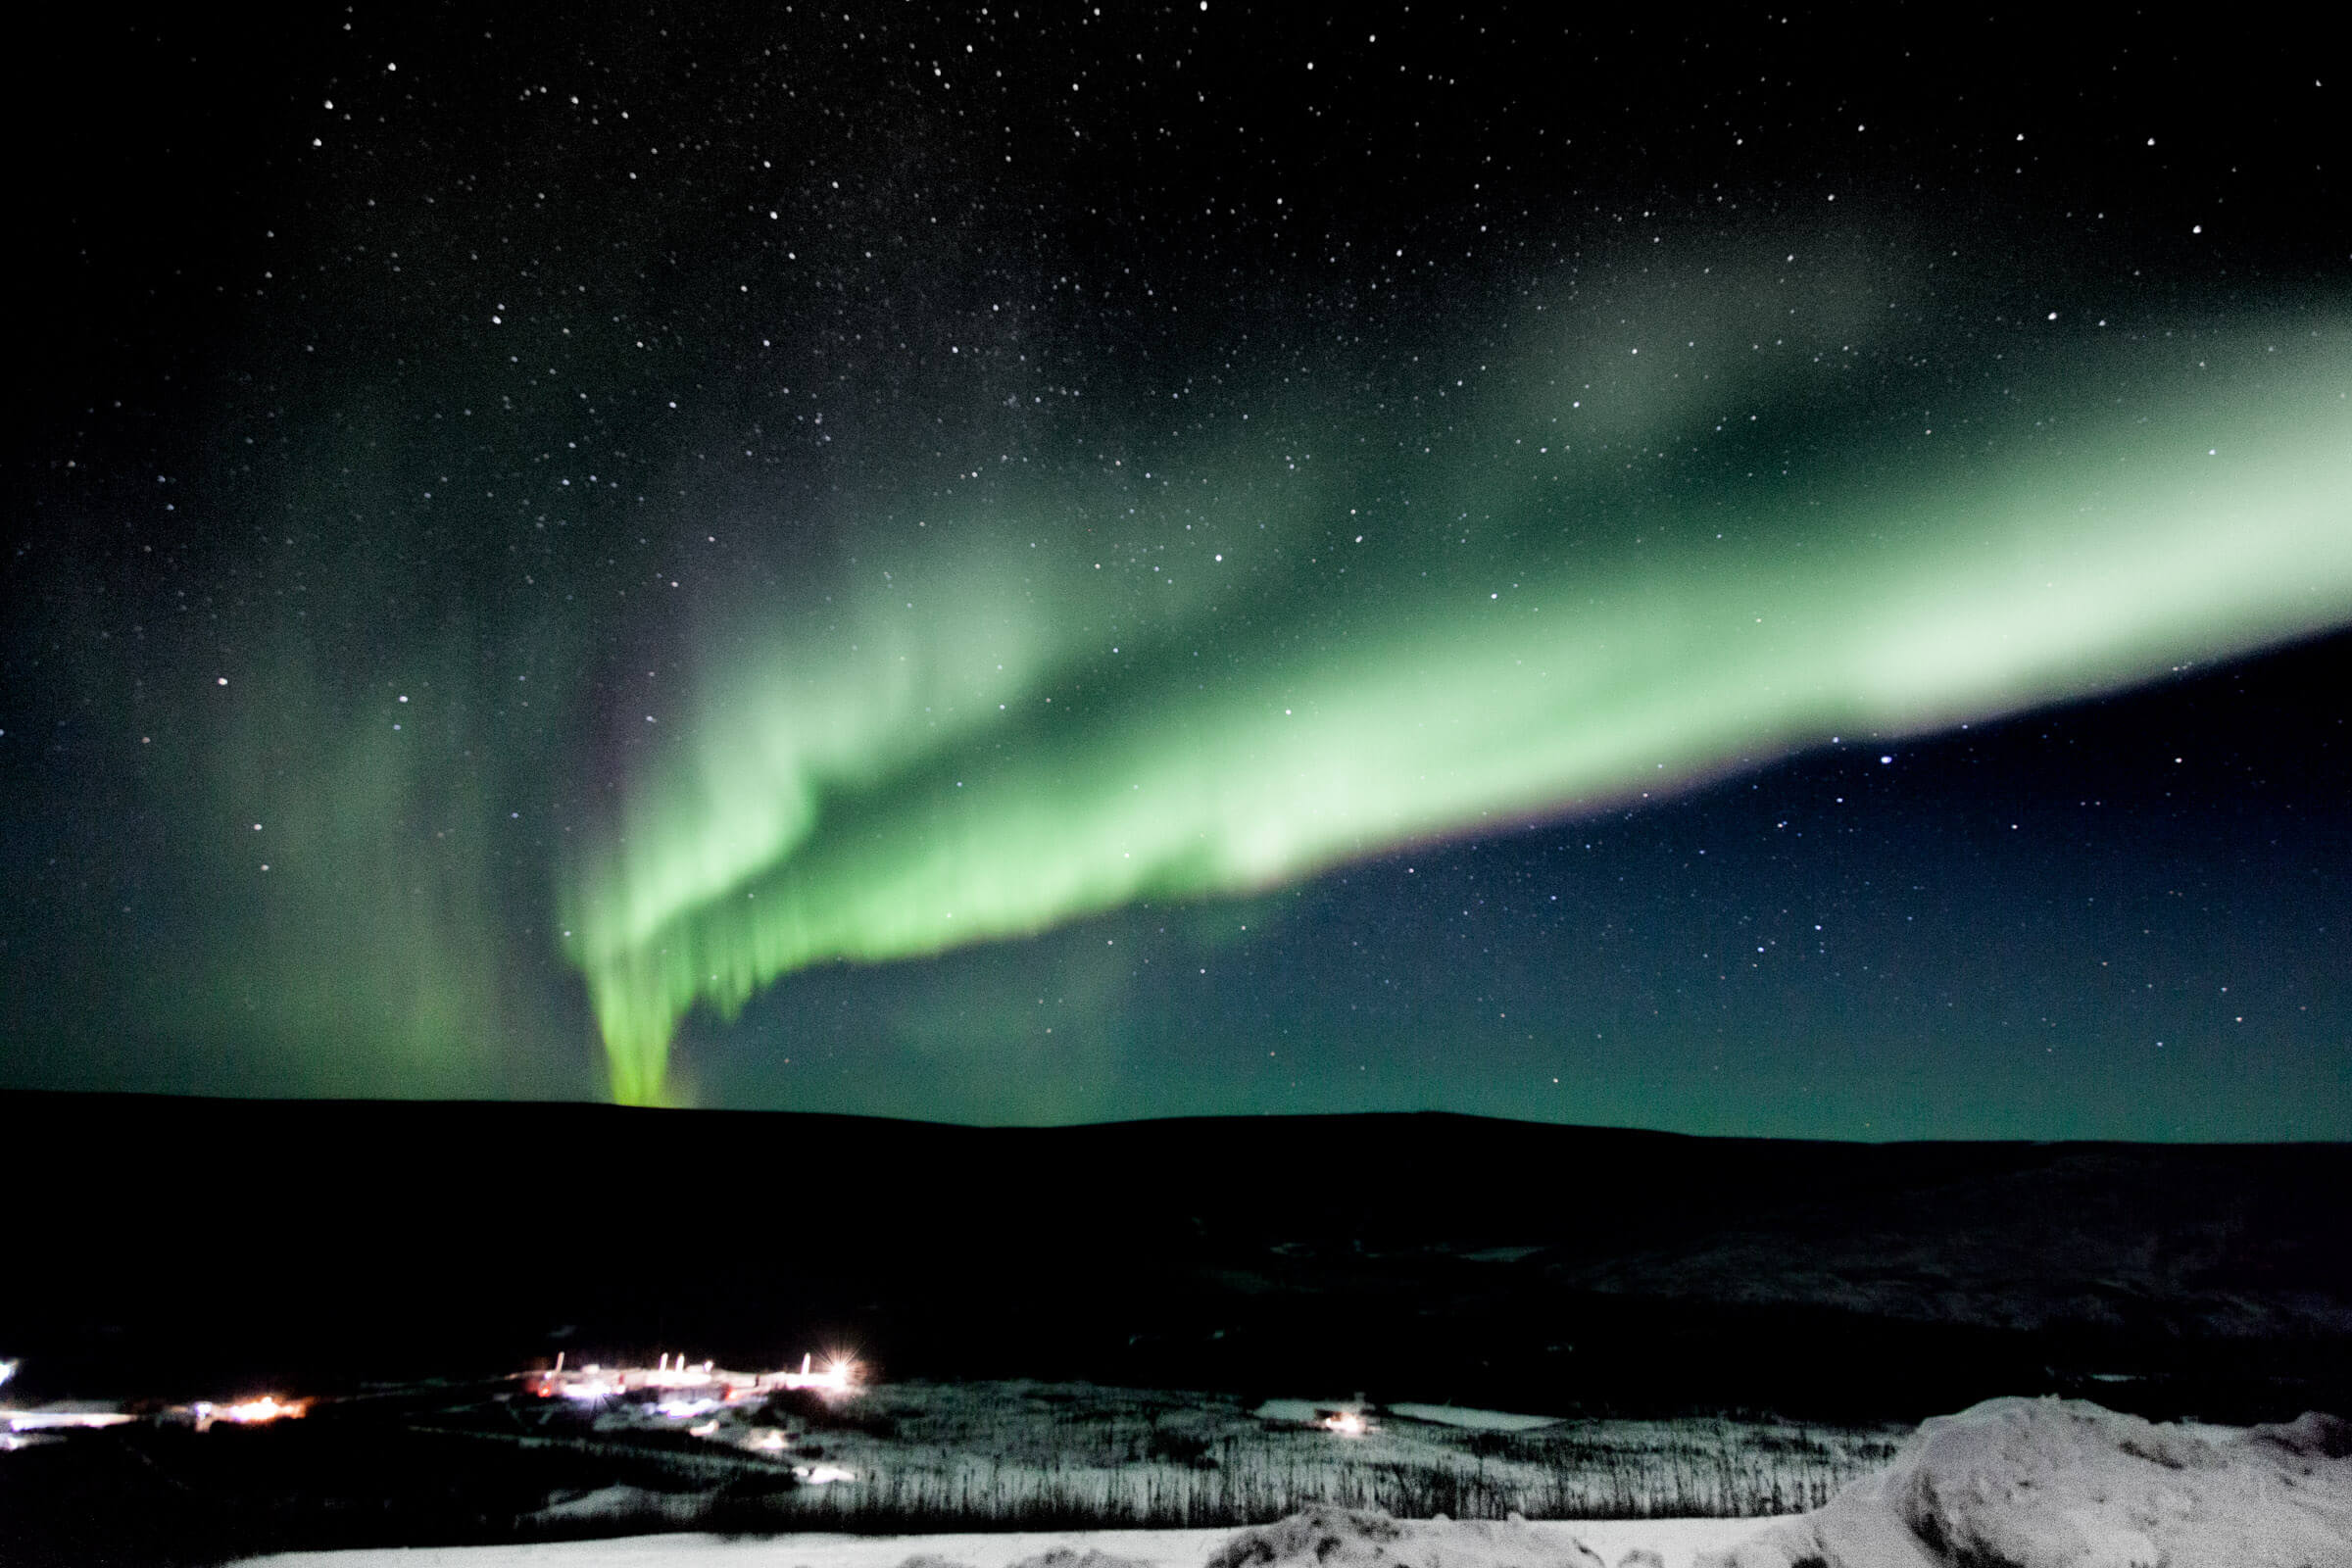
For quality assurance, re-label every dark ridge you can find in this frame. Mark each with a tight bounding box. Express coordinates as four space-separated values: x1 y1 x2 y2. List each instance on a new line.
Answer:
5 1090 2348 1424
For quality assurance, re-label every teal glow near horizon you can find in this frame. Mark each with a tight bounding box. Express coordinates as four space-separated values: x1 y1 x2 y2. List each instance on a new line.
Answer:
560 287 2352 1105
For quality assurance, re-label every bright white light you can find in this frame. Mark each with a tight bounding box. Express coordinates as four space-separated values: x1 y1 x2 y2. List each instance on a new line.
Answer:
1318 1411 1370 1437
219 1396 308 1425
536 1353 858 1409
0 1359 16 1390
8 1408 135 1432
777 1352 858 1393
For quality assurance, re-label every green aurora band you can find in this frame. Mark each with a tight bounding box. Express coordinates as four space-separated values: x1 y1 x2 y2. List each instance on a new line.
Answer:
562 290 2352 1105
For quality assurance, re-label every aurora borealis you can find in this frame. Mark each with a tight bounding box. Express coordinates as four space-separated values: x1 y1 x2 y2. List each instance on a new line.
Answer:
567 316 2352 1105
7 3 2350 1134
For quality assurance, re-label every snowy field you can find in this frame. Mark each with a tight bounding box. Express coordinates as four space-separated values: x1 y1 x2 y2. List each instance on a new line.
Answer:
246 1513 1758 1568
245 1398 2352 1568
493 1379 1905 1529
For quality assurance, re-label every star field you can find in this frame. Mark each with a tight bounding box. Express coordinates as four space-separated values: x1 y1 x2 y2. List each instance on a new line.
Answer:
4 2 2348 1135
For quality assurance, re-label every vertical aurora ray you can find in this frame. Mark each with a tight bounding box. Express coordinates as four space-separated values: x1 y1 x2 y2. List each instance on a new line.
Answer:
563 292 2352 1104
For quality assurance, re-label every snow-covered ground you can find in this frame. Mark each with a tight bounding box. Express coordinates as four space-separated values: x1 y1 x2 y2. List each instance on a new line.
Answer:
1693 1396 2352 1567
247 1513 1758 1568
617 1380 1896 1525
245 1397 2352 1568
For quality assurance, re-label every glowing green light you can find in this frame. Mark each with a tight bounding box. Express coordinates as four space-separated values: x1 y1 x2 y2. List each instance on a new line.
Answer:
564 299 2352 1104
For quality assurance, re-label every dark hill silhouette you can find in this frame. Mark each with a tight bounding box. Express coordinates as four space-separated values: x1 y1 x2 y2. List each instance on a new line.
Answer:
6 1092 2347 1422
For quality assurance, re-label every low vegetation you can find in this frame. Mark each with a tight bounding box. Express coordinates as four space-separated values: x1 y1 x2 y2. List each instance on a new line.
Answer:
697 1381 1902 1531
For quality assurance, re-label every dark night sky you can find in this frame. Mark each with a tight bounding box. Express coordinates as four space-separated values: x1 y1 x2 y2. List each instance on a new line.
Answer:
4 3 2347 1136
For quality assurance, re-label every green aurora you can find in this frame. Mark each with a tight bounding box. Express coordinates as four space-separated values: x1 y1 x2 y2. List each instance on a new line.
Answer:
562 291 2352 1105
10 0 2352 1136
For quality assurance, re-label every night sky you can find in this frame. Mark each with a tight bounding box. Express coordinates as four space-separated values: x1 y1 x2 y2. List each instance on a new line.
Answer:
6 4 2348 1137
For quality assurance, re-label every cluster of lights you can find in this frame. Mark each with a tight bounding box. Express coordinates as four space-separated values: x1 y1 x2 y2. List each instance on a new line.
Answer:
2 1356 313 1440
0 1348 862 1461
645 1353 720 1390
519 1349 867 1482
190 1395 309 1431
220 1396 308 1424
530 1350 860 1410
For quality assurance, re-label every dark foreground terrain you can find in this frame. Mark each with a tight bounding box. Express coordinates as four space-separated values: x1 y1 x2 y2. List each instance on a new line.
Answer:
7 1094 2351 1562
8 1093 2348 1422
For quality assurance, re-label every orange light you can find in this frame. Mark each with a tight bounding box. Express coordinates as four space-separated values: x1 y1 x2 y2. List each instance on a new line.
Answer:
220 1396 308 1424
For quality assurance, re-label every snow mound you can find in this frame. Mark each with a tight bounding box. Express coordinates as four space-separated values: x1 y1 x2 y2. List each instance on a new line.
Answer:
1695 1396 2352 1568
1205 1506 1603 1568
1006 1548 1157 1568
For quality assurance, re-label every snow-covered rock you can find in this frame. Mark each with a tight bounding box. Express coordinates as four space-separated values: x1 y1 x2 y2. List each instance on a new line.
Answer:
1205 1506 1604 1568
1696 1396 2352 1567
1004 1549 1159 1568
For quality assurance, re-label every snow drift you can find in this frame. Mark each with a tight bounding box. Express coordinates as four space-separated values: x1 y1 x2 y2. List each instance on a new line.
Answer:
1695 1396 2352 1567
1202 1506 1605 1568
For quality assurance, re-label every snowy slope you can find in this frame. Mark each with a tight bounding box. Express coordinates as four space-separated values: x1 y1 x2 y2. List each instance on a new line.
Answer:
1695 1397 2352 1567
